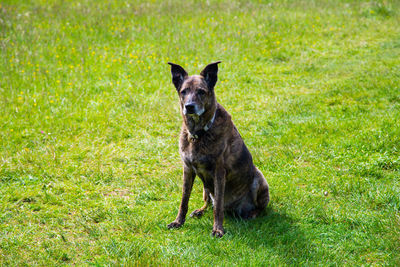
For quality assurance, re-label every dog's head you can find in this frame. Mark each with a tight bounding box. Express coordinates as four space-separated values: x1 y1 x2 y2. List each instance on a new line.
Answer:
168 61 221 116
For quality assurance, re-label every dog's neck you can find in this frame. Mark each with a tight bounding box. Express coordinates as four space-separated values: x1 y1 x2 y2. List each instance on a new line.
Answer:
184 108 216 140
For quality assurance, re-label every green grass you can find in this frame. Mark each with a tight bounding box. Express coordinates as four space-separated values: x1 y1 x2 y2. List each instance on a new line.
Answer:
1 0 400 265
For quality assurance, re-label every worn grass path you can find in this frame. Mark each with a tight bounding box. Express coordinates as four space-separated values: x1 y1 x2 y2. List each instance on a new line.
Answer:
1 0 400 265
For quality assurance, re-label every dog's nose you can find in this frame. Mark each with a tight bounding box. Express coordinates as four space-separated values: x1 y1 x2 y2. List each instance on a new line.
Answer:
185 103 196 114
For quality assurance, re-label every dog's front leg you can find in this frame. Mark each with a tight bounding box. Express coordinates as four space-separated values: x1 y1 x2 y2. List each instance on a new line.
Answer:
167 166 195 229
212 166 226 237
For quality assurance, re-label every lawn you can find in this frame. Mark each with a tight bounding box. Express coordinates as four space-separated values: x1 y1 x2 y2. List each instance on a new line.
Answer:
1 0 399 265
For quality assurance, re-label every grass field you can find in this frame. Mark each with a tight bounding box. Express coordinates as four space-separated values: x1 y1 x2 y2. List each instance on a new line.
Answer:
1 0 400 265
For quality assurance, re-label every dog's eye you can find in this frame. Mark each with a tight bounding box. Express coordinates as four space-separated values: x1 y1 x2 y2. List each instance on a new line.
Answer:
198 89 206 96
181 88 188 95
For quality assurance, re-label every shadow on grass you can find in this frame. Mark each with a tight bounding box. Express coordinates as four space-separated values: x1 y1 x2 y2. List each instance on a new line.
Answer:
226 205 315 264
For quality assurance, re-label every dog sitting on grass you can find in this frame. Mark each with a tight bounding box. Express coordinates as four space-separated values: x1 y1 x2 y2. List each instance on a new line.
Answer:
167 61 269 237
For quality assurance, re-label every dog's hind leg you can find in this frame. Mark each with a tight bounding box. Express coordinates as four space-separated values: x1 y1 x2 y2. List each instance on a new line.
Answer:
190 187 211 218
254 168 269 213
247 168 269 218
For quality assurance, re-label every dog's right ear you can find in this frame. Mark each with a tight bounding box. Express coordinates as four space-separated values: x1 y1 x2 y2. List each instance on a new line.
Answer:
168 62 188 91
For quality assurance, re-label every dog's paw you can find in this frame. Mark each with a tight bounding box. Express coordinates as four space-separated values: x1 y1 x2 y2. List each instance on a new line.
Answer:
190 209 204 218
167 221 183 229
212 228 225 238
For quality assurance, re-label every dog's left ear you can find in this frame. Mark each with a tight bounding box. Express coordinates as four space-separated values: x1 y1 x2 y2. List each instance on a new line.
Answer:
200 61 221 90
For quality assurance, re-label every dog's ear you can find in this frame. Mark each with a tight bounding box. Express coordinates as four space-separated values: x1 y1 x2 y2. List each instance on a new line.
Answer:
200 61 221 90
168 62 188 91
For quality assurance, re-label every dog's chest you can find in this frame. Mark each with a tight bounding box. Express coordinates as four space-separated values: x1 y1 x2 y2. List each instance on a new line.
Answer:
180 146 216 187
181 147 214 170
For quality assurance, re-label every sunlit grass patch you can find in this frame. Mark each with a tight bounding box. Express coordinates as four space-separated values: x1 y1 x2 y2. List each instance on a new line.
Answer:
0 0 399 265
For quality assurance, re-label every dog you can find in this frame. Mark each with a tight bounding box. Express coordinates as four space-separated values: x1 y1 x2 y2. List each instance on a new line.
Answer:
167 61 269 237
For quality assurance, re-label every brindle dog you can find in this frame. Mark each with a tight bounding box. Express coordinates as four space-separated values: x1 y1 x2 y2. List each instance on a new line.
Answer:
167 61 269 237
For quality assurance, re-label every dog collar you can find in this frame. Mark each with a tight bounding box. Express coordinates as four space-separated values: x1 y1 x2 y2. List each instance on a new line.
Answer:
189 111 216 140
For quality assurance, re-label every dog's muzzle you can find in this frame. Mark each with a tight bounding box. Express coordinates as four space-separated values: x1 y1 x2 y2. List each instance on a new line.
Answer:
184 103 204 116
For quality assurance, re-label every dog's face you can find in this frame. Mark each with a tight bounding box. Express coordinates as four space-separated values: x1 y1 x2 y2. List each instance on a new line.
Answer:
179 76 209 116
168 62 221 116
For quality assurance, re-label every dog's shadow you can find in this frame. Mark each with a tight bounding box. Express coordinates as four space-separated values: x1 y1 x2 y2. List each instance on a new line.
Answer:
224 204 314 263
